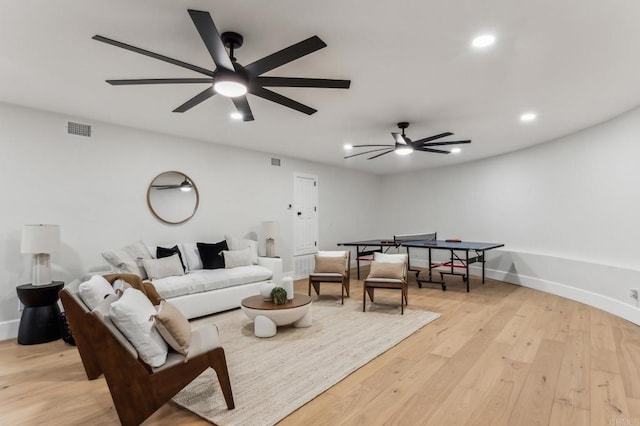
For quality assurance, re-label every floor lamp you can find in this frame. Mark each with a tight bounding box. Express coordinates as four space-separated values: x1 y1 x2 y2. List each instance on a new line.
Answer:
21 224 60 286
262 221 279 258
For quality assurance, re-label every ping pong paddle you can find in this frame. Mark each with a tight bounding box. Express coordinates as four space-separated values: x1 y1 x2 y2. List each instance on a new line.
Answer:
446 238 462 243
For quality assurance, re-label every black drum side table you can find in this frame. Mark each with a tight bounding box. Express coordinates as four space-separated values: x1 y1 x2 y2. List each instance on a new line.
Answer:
16 281 64 345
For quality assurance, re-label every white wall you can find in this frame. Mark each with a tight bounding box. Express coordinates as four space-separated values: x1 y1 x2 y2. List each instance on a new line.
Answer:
0 102 381 338
379 106 640 324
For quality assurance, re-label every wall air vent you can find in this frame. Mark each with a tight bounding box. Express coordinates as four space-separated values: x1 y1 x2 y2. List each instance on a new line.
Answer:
271 158 281 167
67 121 92 137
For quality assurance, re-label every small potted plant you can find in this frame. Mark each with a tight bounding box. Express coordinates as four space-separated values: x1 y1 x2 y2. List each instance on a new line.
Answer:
271 287 288 305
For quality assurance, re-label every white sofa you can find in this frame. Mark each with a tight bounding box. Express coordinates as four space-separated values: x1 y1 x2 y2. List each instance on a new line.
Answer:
152 256 282 319
98 239 283 320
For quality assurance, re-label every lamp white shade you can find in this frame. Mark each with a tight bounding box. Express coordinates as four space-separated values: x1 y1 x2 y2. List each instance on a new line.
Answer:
21 224 60 286
21 224 60 254
262 221 279 239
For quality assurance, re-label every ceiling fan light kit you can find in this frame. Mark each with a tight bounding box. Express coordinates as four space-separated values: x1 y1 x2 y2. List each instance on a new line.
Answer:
93 9 350 121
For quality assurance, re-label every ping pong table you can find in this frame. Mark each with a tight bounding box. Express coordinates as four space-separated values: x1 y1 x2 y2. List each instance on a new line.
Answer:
339 233 504 292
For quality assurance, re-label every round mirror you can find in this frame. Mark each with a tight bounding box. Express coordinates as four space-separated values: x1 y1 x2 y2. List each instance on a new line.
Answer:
147 171 199 225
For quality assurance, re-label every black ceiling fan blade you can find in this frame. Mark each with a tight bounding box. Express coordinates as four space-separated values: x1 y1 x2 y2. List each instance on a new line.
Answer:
92 35 214 77
187 9 234 71
422 140 472 147
173 87 215 113
391 132 409 145
231 96 255 121
368 149 395 160
244 36 327 77
416 147 450 154
411 132 454 145
351 144 394 148
255 77 350 89
250 86 317 115
344 148 392 159
106 78 213 85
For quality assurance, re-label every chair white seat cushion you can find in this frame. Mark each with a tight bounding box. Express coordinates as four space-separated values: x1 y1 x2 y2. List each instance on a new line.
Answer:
152 324 221 372
364 278 404 284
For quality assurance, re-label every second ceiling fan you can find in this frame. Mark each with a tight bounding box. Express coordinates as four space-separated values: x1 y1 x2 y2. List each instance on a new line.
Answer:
93 9 351 121
345 122 471 160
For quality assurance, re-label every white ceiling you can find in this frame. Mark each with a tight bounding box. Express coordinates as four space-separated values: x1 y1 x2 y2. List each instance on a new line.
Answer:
2 0 640 175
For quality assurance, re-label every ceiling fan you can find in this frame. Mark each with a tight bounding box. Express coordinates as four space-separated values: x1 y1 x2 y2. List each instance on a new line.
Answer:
151 176 193 192
344 122 471 160
92 9 351 121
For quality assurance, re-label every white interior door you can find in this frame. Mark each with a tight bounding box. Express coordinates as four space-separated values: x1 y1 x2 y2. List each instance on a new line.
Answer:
293 173 318 256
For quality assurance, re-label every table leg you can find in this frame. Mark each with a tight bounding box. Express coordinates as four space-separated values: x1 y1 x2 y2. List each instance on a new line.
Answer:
293 305 312 328
481 251 486 283
254 315 277 338
465 250 470 292
356 246 361 279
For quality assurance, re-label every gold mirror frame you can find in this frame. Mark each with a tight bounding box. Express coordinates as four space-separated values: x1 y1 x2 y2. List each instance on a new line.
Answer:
146 171 199 225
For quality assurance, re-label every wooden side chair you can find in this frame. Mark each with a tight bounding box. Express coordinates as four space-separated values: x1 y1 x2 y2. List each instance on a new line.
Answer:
363 252 408 314
308 251 351 304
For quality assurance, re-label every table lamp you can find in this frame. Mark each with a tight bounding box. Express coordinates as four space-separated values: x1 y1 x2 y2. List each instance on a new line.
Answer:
262 221 279 258
21 224 60 286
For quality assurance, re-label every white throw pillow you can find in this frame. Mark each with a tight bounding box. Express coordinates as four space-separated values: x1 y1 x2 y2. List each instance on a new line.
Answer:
373 252 407 263
225 235 259 264
109 288 168 367
78 275 116 310
102 241 154 279
141 254 185 280
222 247 253 269
180 242 202 271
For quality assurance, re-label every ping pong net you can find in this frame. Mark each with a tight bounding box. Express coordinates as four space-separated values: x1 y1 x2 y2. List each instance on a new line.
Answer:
393 232 437 245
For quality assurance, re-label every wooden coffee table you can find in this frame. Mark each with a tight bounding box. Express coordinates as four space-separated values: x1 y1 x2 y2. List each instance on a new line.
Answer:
241 294 312 338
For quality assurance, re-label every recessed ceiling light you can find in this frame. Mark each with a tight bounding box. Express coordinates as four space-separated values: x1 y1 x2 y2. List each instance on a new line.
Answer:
472 34 496 48
451 147 462 154
343 144 353 150
230 112 243 120
520 112 537 122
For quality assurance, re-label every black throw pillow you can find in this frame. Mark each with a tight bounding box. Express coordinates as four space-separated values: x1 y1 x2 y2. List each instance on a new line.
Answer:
156 245 187 272
197 240 228 269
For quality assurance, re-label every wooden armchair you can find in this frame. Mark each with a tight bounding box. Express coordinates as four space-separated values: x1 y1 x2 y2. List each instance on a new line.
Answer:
60 273 153 380
88 299 234 425
61 274 234 425
363 252 408 314
308 251 351 304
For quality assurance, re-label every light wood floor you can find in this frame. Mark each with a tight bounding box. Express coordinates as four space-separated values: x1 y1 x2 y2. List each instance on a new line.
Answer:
2 273 640 425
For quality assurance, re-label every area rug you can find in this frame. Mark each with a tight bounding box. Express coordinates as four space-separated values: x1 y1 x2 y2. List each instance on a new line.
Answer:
172 297 440 425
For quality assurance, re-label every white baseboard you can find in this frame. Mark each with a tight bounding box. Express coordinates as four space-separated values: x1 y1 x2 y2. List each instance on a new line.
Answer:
364 255 640 325
474 266 640 326
0 319 20 341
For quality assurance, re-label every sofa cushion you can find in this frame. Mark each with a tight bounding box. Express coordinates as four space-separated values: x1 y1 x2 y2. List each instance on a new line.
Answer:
152 300 191 357
222 247 252 269
109 288 168 367
225 235 259 265
197 241 228 269
102 241 154 279
180 243 202 271
156 245 186 272
151 265 273 299
314 255 346 274
79 275 116 309
368 262 404 280
142 254 185 280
